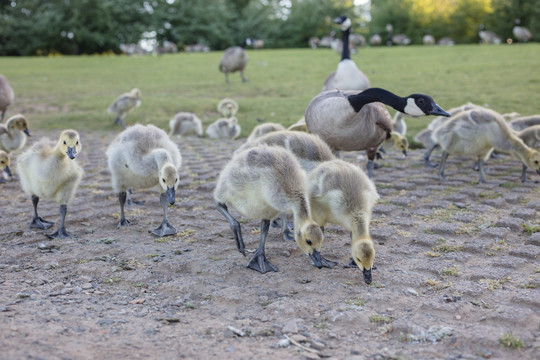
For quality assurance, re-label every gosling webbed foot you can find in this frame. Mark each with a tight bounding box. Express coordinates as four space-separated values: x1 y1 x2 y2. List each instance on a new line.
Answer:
271 218 282 229
424 159 438 168
320 255 338 269
282 227 295 242
117 218 132 228
149 219 177 237
30 217 54 230
0 178 6 184
247 253 278 274
46 226 72 239
126 198 145 206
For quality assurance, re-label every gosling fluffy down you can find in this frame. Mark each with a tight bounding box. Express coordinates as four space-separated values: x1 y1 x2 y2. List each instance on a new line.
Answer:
0 150 12 181
169 112 203 137
217 98 239 118
206 117 241 139
107 88 142 129
0 114 31 153
246 123 286 142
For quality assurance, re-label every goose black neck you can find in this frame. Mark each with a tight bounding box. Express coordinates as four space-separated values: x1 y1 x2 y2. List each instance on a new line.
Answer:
341 27 350 60
347 88 406 113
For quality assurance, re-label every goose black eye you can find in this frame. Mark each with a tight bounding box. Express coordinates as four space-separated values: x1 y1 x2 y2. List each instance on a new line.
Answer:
417 98 425 104
306 239 313 246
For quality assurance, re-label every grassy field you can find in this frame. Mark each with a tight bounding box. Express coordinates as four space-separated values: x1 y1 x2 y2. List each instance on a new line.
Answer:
1 44 539 144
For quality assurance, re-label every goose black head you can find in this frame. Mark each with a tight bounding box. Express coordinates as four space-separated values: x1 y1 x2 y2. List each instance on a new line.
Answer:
404 94 451 117
334 15 351 31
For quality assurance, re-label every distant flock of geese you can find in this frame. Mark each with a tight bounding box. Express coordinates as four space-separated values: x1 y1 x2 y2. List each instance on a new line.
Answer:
0 16 538 285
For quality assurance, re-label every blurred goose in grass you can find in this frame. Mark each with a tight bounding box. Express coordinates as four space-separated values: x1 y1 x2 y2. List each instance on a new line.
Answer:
219 40 249 84
246 122 286 142
305 87 450 178
516 125 540 182
0 150 11 183
106 124 182 237
513 19 532 43
17 130 83 239
107 88 141 129
0 74 14 122
206 117 241 139
217 98 239 118
0 114 31 154
431 107 540 183
169 112 203 137
322 15 370 92
509 115 540 132
214 145 326 273
478 24 501 44
308 159 379 284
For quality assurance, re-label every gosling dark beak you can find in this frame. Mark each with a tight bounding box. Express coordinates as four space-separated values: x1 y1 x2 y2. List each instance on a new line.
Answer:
429 103 451 117
536 168 540 175
363 268 372 285
67 146 76 159
167 187 176 205
379 147 387 154
402 149 408 157
4 166 12 176
24 128 31 136
309 250 323 269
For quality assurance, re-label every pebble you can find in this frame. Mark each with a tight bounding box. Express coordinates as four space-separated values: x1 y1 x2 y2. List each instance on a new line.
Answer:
282 320 298 334
227 326 245 337
405 288 419 297
277 338 290 348
310 340 326 350
290 334 307 343
81 283 93 290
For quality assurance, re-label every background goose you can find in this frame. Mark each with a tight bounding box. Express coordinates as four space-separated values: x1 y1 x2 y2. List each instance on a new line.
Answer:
513 19 532 43
0 74 15 122
217 98 239 118
509 115 540 132
0 114 31 154
206 117 241 139
0 150 11 183
106 124 182 237
169 112 203 137
305 87 450 177
107 88 141 129
219 40 249 84
214 145 326 273
322 15 370 92
517 125 540 182
478 24 501 44
17 130 83 239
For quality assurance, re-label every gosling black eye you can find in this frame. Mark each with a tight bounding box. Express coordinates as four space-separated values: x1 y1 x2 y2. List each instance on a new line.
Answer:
63 141 66 145
76 141 79 145
306 239 313 246
162 178 166 183
0 161 4 164
535 160 539 165
175 178 178 183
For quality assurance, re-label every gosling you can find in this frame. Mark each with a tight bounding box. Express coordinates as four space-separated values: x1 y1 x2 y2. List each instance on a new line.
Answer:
107 88 142 129
308 159 379 284
432 107 540 183
0 150 12 183
246 122 286 142
17 130 84 239
0 114 31 154
217 98 239 118
169 112 203 137
517 125 540 182
214 145 326 273
287 117 309 133
206 117 241 139
106 124 182 237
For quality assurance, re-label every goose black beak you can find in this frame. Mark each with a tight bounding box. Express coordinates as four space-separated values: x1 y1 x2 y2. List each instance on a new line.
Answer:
363 268 372 284
309 249 323 269
4 166 12 176
24 128 31 136
167 187 176 205
402 149 408 157
429 103 451 117
67 146 77 159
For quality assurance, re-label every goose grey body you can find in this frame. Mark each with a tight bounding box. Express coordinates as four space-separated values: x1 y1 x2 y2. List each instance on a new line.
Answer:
0 75 14 122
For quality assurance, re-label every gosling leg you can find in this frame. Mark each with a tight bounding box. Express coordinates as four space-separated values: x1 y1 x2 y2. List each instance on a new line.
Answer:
424 144 440 168
117 191 131 227
478 158 487 184
46 205 72 239
520 163 528 183
126 188 145 206
150 192 177 237
29 195 54 230
280 214 295 242
224 73 230 84
247 219 278 273
216 202 245 255
438 151 449 181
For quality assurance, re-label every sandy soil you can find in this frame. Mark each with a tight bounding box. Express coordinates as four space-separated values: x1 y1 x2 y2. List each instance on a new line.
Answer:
1 130 539 360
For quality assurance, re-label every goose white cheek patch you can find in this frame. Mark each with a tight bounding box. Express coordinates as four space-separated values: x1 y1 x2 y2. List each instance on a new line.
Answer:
404 98 426 117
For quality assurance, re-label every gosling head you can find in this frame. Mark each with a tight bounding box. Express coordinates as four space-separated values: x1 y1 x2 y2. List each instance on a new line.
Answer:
8 114 31 136
295 221 325 268
404 94 451 118
334 15 351 31
525 150 540 175
391 132 409 156
58 130 81 160
0 150 11 176
158 163 179 205
131 88 142 100
351 237 376 285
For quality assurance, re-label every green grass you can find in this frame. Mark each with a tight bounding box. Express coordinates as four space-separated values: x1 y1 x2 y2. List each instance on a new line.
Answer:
1 44 539 139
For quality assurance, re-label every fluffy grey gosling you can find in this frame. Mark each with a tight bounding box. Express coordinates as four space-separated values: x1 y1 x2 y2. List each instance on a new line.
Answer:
217 98 239 118
17 130 84 239
517 125 540 182
107 88 142 129
0 150 11 183
106 124 182 237
0 114 31 154
169 112 203 137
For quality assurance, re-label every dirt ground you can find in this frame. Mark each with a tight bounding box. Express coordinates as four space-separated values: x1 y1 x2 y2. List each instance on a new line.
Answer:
1 129 539 360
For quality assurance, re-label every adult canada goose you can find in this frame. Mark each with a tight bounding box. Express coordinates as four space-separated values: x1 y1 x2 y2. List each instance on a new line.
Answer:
513 19 532 43
322 15 370 92
0 150 11 183
246 123 286 142
509 115 540 132
392 34 411 45
107 88 141 129
308 159 379 284
0 114 31 153
304 87 450 177
106 124 182 237
478 24 501 44
516 125 540 182
17 130 83 239
423 32 436 45
431 107 540 183
214 145 326 273
219 40 249 84
217 98 239 118
369 33 382 46
0 74 14 122
169 112 203 137
206 117 241 139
